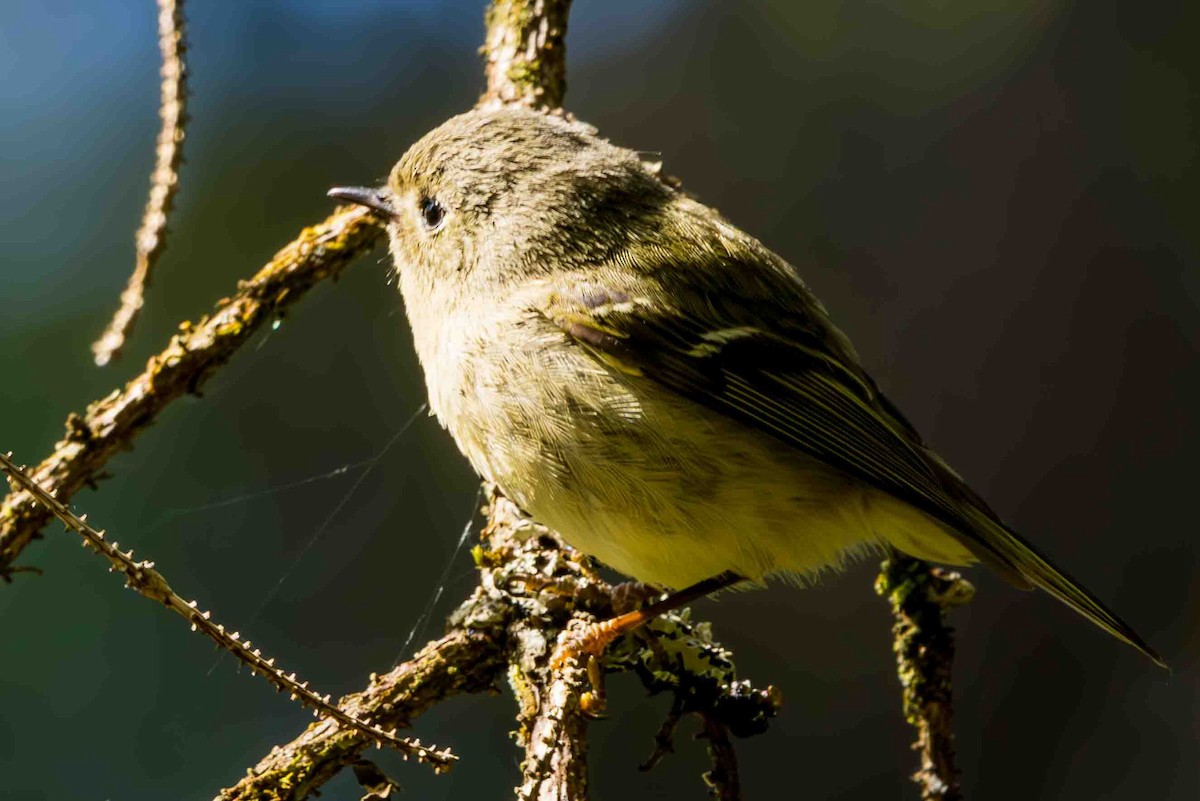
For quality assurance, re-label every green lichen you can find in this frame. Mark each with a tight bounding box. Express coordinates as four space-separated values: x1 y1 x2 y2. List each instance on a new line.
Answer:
876 555 972 799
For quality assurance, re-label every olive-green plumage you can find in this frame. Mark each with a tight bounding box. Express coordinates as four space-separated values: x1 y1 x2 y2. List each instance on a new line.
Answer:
332 107 1163 668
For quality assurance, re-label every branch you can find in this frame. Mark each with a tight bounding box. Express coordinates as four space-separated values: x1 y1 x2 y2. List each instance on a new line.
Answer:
515 650 592 801
0 205 383 578
697 712 741 801
479 0 571 110
92 0 189 366
875 555 976 801
484 492 594 801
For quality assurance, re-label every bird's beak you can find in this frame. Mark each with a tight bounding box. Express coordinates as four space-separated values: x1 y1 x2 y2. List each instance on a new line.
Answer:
327 186 395 217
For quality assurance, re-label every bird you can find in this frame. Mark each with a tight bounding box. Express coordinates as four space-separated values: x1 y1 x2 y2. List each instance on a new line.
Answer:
329 105 1164 671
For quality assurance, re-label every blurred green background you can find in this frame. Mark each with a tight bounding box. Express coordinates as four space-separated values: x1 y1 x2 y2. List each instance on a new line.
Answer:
1 1 1197 798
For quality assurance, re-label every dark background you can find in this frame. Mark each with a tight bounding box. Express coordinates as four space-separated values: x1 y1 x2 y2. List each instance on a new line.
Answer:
1 1 1196 798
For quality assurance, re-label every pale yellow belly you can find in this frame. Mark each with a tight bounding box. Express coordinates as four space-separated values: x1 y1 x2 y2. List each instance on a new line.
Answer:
477 370 971 589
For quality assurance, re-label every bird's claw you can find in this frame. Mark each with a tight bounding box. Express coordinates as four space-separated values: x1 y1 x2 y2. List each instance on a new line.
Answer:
551 621 628 717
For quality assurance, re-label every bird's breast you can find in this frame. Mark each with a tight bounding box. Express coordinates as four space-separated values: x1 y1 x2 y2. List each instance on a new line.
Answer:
437 312 650 506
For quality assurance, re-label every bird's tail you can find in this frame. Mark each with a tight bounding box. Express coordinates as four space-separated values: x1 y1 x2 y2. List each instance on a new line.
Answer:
961 506 1167 669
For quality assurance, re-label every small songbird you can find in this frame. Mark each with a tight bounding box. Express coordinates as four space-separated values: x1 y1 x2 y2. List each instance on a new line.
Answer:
330 106 1163 668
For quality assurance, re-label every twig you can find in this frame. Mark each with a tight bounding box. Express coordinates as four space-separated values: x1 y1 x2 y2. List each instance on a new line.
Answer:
92 0 189 366
479 0 571 110
0 452 455 771
875 554 976 801
697 712 741 801
639 695 685 772
0 205 383 579
630 644 779 799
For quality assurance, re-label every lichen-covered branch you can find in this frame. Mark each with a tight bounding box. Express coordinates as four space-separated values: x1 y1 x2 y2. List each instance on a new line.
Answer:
0 452 453 770
875 555 975 801
482 489 780 801
516 661 591 801
479 0 571 110
0 205 383 579
92 0 190 366
480 491 594 801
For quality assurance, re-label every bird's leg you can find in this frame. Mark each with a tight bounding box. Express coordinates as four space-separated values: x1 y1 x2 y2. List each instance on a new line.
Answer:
551 571 744 715
609 580 661 613
552 571 744 668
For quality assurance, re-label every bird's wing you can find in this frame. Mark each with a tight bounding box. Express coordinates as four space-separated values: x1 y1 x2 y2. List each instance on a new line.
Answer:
541 274 986 552
538 258 1165 667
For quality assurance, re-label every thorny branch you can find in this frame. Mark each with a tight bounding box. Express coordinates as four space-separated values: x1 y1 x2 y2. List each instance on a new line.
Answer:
0 452 455 771
216 628 507 801
92 0 189 366
876 554 976 801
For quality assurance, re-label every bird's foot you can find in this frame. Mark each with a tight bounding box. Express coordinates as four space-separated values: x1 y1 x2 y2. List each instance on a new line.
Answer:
550 571 745 717
551 608 655 670
551 608 655 717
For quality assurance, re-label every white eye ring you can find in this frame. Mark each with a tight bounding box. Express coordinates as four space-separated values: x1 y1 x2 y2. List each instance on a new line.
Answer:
419 197 447 231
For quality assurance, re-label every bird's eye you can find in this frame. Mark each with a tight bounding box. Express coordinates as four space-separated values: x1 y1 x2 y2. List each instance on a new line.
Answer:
419 197 446 231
